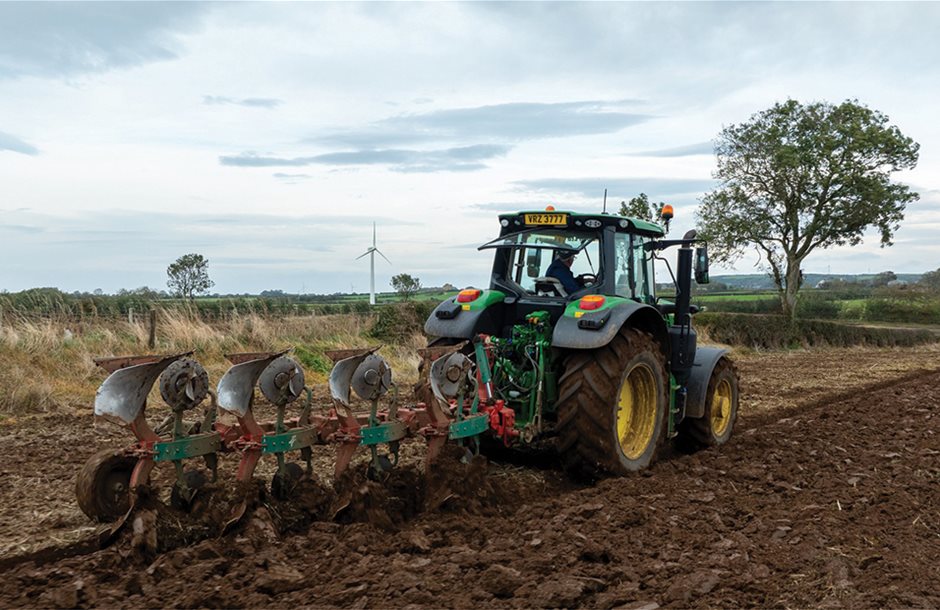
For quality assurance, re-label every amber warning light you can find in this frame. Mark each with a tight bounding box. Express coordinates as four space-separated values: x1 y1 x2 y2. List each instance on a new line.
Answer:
661 204 674 220
457 289 482 303
578 295 606 311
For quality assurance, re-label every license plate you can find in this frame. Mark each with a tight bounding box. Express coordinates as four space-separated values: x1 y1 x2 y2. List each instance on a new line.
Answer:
524 213 568 226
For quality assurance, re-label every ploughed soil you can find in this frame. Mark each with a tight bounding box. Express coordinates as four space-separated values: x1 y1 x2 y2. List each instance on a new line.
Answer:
1 346 938 608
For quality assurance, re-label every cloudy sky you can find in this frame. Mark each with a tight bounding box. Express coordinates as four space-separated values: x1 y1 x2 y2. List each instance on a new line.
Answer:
1 2 938 294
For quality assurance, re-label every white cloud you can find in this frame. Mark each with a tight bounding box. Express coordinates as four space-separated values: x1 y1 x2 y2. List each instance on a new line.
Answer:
0 2 937 292
0 2 210 78
0 130 38 155
203 95 283 109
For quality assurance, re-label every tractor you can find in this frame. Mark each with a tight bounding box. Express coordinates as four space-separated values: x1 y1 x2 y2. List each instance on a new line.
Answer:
423 206 739 475
75 206 738 530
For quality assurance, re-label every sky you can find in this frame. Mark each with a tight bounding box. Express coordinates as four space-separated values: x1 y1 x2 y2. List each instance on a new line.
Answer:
1 1 938 295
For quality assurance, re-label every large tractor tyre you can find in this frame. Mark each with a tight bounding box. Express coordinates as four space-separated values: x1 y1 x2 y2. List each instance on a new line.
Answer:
556 327 668 478
678 357 739 449
76 449 138 522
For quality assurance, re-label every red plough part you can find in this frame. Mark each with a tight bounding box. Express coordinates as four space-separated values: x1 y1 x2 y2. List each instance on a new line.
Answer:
77 345 517 536
79 352 220 542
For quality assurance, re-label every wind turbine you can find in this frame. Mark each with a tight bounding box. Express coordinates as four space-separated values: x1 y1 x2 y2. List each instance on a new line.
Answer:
356 222 391 305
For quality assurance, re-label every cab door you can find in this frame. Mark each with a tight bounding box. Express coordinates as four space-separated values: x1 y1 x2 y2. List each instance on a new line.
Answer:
614 233 655 303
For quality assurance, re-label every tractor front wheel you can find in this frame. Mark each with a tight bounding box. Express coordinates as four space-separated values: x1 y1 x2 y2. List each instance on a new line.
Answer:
556 327 667 478
678 357 739 448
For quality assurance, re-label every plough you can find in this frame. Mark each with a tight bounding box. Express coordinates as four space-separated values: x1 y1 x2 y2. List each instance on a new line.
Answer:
76 343 518 529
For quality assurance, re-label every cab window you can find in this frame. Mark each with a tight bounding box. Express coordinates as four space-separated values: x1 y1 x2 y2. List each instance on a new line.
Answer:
614 233 655 303
482 229 600 295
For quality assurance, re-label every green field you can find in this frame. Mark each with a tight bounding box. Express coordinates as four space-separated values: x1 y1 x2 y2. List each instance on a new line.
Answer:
693 293 776 302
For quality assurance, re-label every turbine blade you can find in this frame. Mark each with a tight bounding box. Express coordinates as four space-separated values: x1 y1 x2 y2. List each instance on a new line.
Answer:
355 251 371 260
372 222 376 247
375 248 391 264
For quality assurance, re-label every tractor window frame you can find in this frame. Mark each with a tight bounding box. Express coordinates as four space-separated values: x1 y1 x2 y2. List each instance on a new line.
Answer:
479 228 598 253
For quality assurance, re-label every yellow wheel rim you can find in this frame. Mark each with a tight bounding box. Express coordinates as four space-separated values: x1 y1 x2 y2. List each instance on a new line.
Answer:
710 379 733 437
616 363 658 460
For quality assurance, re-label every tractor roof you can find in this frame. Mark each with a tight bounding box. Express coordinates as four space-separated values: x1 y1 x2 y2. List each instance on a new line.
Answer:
497 210 665 237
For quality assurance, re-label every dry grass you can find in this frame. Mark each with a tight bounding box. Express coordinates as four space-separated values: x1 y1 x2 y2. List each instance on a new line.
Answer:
7 308 938 423
0 310 425 418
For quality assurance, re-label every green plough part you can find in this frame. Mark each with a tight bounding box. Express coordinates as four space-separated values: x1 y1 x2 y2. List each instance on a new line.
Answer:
153 433 221 462
262 428 318 454
360 421 408 446
449 413 489 440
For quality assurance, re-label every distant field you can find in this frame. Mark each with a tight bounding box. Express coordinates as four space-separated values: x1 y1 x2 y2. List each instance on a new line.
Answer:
195 290 455 306
145 290 458 314
4 284 940 325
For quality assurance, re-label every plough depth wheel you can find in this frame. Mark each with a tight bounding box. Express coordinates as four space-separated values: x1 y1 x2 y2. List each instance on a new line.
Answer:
76 449 138 522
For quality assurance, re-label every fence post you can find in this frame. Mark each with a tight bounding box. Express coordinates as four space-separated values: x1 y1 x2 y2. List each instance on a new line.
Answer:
128 307 134 325
148 309 157 349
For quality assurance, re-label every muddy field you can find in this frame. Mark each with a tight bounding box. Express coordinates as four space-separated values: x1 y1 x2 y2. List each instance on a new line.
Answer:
1 345 938 608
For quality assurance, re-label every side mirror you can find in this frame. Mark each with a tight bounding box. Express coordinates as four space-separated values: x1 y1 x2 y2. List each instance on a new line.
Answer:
526 249 542 278
694 246 710 284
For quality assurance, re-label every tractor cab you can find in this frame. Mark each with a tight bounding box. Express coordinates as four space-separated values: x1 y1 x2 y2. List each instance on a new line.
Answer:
477 209 665 328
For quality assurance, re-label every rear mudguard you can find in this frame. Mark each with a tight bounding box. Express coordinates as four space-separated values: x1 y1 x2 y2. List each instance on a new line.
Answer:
683 347 729 419
424 291 505 339
551 300 668 352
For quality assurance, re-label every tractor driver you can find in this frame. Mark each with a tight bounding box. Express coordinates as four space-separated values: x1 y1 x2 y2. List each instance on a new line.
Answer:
546 249 582 295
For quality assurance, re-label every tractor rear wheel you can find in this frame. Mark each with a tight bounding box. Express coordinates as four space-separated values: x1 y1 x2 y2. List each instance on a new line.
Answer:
556 327 667 478
76 449 138 521
679 357 739 448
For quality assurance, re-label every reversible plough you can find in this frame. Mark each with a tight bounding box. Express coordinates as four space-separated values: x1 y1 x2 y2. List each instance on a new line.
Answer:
77 343 518 533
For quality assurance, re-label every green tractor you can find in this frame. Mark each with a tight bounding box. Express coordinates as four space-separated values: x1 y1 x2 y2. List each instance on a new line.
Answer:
424 208 739 476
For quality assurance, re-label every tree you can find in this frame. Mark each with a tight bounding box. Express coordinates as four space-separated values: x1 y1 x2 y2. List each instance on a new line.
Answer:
871 270 897 287
390 273 421 300
117 286 161 299
167 253 215 301
920 268 940 291
697 99 919 318
618 193 666 223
